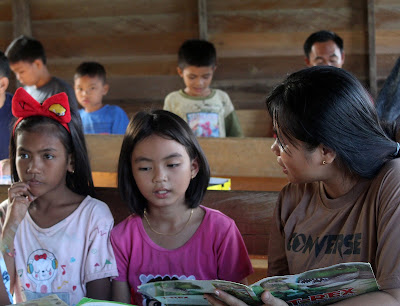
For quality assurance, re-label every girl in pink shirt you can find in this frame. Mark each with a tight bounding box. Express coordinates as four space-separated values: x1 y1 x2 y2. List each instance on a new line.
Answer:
111 110 253 305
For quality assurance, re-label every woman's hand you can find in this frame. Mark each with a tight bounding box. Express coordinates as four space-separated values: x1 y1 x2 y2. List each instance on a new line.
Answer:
205 290 288 306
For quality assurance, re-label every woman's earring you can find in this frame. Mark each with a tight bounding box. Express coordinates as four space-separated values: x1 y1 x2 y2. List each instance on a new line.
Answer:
322 161 327 165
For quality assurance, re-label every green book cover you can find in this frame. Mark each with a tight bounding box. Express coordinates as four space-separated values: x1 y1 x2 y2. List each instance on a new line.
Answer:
76 298 133 305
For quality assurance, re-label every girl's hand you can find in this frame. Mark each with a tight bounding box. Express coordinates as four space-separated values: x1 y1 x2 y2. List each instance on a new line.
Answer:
204 290 288 306
6 182 36 226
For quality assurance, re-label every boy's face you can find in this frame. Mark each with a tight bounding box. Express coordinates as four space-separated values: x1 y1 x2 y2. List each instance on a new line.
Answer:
178 65 215 97
74 75 109 113
9 60 42 86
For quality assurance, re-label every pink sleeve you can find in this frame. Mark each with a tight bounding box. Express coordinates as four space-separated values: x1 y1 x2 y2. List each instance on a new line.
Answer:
110 222 130 282
216 221 253 282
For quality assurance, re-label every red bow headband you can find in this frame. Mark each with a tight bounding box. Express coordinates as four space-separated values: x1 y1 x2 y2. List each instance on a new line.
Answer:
12 87 71 134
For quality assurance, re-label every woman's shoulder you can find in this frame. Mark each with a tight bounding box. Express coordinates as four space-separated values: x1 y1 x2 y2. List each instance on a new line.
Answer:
279 182 317 200
375 158 400 182
277 182 319 213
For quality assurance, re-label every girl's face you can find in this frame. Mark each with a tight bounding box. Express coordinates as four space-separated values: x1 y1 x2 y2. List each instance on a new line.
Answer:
270 131 323 184
131 134 199 209
15 129 73 198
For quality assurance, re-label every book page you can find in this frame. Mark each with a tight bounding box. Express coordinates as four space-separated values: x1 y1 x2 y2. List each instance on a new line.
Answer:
138 280 260 305
137 262 379 306
251 262 379 305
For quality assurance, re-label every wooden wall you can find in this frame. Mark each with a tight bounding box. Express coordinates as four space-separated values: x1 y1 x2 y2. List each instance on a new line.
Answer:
0 0 398 114
375 0 400 89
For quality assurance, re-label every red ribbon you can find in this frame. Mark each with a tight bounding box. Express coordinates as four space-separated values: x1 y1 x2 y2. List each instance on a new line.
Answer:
12 87 71 134
34 253 47 261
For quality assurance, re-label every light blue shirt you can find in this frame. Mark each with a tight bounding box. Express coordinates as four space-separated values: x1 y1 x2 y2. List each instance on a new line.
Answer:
79 104 129 134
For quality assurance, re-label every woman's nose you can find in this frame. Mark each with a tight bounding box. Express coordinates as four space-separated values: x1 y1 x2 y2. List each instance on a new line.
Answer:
271 139 280 156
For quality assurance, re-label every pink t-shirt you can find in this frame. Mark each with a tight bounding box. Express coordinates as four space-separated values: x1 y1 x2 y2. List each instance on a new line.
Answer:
111 206 253 305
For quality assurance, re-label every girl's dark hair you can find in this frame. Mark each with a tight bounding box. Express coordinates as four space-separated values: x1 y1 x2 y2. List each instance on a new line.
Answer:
118 110 210 216
10 113 95 197
267 66 399 179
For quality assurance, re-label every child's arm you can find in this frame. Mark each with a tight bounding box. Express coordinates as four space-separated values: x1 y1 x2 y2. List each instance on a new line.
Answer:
1 182 36 294
220 91 243 137
225 110 243 137
0 256 14 304
86 277 112 300
112 280 131 303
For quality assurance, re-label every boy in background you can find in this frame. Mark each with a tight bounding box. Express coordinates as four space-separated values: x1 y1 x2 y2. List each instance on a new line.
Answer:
74 61 129 134
5 35 78 110
0 51 13 161
164 39 243 138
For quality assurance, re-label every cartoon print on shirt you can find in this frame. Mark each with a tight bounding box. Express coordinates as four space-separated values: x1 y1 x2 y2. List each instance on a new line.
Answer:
187 112 220 137
26 249 58 294
139 274 196 306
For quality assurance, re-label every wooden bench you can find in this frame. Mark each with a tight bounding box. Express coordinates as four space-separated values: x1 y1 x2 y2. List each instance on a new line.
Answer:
85 135 288 191
236 109 273 138
115 106 273 138
0 185 277 283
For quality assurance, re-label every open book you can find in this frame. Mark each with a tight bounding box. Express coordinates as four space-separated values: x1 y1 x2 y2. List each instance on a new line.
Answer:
76 298 131 305
13 294 68 305
138 262 379 306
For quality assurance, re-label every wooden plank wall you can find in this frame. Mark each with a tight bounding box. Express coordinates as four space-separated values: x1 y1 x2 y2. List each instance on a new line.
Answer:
0 1 366 109
0 1 398 112
375 0 400 89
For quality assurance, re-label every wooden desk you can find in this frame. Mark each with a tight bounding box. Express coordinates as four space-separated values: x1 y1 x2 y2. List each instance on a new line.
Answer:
93 172 288 191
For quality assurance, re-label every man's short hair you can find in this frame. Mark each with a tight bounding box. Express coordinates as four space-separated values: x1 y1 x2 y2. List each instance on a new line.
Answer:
5 35 47 64
178 39 217 69
303 30 344 59
74 62 107 83
0 51 10 78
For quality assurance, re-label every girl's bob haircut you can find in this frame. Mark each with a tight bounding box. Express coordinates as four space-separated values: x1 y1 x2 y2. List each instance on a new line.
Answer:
118 110 210 216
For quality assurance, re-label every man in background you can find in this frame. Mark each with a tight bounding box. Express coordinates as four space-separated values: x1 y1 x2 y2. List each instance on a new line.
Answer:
304 30 345 68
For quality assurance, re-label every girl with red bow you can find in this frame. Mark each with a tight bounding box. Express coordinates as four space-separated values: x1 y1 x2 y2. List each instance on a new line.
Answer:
0 88 118 305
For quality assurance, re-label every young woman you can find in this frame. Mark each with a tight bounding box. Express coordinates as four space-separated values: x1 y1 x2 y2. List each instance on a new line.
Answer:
206 66 400 305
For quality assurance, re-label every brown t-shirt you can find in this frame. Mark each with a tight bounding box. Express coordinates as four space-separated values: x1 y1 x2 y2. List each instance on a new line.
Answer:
268 158 400 290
